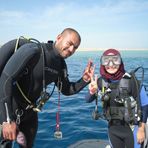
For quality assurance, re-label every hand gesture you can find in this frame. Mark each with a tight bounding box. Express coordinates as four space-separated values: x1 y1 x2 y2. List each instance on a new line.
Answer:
89 73 98 95
83 60 95 82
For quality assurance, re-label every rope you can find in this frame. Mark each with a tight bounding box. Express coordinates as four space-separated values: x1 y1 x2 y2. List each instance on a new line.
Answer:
56 77 62 130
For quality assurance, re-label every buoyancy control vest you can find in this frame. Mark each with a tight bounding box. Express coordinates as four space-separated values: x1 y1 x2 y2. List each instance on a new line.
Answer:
0 37 30 76
98 71 142 125
0 37 58 112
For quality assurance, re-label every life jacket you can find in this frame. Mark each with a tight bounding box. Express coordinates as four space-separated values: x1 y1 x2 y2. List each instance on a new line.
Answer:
98 71 142 125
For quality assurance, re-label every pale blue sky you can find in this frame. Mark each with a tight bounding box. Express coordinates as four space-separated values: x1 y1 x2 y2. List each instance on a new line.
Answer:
0 0 148 50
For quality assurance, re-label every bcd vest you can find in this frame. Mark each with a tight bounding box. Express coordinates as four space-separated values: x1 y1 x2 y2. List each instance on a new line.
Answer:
98 72 141 124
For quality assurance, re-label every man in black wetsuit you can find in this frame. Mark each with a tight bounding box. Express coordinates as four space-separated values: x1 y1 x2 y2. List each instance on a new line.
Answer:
0 28 93 148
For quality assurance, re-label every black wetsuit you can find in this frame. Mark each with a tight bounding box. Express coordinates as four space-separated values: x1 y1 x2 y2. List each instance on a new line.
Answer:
0 39 87 148
85 76 140 148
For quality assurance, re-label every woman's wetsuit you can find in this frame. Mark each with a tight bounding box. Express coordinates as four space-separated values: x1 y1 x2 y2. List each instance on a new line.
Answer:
0 39 87 148
85 74 142 148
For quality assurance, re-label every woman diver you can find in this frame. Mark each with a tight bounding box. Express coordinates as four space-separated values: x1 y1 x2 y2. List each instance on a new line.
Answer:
86 49 148 148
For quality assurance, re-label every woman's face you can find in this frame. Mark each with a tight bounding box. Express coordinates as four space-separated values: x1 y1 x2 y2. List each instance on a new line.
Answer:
101 53 121 74
105 64 120 74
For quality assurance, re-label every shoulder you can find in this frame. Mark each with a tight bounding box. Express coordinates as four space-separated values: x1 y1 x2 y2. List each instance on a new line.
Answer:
18 42 41 55
42 41 53 50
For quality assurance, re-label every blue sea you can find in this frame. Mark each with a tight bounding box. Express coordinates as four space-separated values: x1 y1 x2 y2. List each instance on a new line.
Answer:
14 50 148 148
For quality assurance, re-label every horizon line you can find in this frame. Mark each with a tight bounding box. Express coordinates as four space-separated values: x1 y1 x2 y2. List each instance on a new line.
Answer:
78 48 148 51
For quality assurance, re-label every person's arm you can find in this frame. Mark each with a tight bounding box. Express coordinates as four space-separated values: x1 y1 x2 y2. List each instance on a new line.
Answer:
0 43 41 141
0 39 17 74
140 86 148 123
0 43 41 122
141 104 148 123
85 91 98 103
0 38 31 75
137 105 148 144
137 122 145 144
136 86 148 144
60 72 89 96
59 60 95 95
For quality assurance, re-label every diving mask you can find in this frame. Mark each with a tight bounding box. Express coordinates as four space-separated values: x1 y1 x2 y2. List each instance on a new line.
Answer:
101 55 121 66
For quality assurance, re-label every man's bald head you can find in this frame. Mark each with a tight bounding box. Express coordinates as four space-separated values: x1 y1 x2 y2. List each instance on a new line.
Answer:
55 28 81 59
60 28 81 44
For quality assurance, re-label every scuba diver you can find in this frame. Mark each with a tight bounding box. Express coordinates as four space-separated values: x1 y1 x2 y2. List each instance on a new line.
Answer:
0 28 94 148
85 49 148 148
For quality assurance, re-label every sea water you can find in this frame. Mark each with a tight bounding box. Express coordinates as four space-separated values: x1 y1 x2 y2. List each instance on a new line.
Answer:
14 50 148 148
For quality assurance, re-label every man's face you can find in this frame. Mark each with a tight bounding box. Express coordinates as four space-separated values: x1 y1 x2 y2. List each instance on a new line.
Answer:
55 32 80 59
